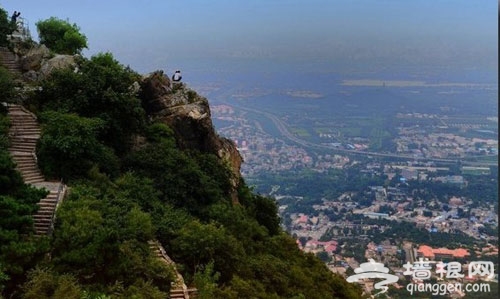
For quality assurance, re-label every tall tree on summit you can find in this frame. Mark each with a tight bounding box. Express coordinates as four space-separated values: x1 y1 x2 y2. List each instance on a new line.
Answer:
36 17 87 55
0 7 12 46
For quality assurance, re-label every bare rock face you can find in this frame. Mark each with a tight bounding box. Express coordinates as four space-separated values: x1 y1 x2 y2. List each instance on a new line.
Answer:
17 45 77 82
20 44 51 71
39 54 77 78
140 71 243 203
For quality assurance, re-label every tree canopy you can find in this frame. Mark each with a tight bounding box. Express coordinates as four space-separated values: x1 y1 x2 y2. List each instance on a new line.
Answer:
0 7 11 46
36 17 87 54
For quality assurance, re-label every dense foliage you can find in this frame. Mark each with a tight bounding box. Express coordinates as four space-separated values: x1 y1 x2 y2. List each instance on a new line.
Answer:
32 53 144 156
0 7 13 46
0 67 15 103
35 17 87 54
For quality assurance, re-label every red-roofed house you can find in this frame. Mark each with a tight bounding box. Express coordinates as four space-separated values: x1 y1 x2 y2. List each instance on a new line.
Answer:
417 245 470 260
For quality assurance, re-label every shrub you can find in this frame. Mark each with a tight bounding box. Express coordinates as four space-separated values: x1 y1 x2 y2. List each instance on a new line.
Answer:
0 7 12 46
36 17 87 54
0 67 15 102
37 111 119 180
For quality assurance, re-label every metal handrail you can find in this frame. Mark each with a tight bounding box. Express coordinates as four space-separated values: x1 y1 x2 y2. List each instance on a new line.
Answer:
10 17 31 41
47 179 65 236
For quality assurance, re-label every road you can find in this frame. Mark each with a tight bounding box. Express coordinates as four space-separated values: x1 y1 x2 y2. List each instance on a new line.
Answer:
223 100 497 167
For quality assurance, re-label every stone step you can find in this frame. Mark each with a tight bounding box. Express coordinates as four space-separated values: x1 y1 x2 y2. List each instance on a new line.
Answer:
37 206 57 212
9 117 36 125
170 289 185 294
17 159 38 165
9 146 36 154
170 291 186 299
19 169 42 176
39 198 58 204
17 166 39 173
9 118 38 122
9 144 35 149
34 225 50 235
10 141 37 147
15 160 37 166
9 148 34 154
38 203 57 209
12 154 35 159
18 170 41 176
40 196 58 203
34 222 50 229
38 202 57 208
32 216 52 222
9 139 36 144
8 113 36 118
41 196 59 202
34 224 50 230
10 135 38 139
10 127 40 132
10 125 39 131
9 117 37 125
9 118 38 123
11 132 41 137
9 141 36 147
37 209 56 216
14 163 38 169
13 158 36 164
23 171 44 178
35 209 55 215
25 177 45 184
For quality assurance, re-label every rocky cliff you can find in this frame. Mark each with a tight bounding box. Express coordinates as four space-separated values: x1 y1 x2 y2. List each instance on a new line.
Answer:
139 71 242 203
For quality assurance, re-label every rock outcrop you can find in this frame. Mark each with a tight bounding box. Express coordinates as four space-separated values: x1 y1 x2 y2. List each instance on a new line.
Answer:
140 71 242 203
38 54 77 77
20 44 51 71
8 43 77 81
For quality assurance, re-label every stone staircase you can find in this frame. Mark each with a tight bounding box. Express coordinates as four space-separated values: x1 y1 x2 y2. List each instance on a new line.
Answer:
7 104 66 235
148 240 198 299
7 104 43 184
0 47 22 76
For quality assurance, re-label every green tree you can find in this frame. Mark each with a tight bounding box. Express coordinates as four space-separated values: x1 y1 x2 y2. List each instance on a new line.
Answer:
0 67 15 102
33 53 145 154
125 142 229 215
171 221 244 282
22 267 83 299
193 261 220 299
36 17 87 54
0 7 13 46
50 185 173 293
36 111 119 180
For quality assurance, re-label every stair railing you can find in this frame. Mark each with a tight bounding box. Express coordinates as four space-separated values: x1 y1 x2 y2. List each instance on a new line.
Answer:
47 179 65 236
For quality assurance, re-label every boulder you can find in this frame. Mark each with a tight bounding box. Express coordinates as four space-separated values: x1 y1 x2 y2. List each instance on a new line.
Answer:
20 44 51 71
39 54 77 78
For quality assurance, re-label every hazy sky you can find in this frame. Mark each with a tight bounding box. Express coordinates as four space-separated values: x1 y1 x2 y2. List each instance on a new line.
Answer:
1 0 497 79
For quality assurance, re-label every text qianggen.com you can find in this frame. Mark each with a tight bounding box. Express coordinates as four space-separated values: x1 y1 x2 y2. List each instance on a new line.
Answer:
406 282 491 296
